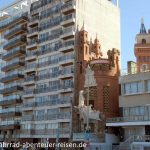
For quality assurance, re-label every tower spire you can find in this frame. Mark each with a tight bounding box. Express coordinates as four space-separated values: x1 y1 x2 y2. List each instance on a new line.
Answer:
140 18 147 34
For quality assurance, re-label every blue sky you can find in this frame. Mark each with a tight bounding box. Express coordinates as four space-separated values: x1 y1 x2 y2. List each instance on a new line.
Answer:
0 0 150 69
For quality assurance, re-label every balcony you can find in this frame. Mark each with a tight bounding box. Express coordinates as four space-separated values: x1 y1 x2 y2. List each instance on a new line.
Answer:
0 72 24 83
2 47 26 61
60 86 74 93
0 108 21 117
0 120 20 130
28 16 39 27
25 51 37 61
35 98 72 108
25 63 37 73
61 1 76 14
35 86 60 94
27 27 38 38
59 53 74 66
73 133 102 142
26 39 38 50
1 60 25 72
61 14 75 27
23 89 35 98
0 85 23 95
59 40 74 52
3 36 26 50
0 95 22 106
24 76 35 85
36 72 59 81
106 115 150 127
60 27 75 40
37 45 60 56
46 112 71 121
20 128 70 138
59 72 74 79
38 33 60 44
22 115 34 121
4 25 27 40
0 13 28 32
23 102 35 111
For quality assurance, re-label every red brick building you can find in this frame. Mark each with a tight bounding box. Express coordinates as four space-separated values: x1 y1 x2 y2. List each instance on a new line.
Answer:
73 28 120 135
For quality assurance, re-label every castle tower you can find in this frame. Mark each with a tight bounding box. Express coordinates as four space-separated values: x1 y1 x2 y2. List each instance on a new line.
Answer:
78 26 90 61
134 18 150 72
92 35 103 58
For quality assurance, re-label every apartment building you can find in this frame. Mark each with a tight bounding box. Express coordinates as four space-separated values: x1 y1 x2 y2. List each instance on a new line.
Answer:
0 0 120 146
106 21 150 150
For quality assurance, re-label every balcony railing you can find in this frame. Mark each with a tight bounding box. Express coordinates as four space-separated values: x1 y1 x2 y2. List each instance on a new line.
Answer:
107 115 150 123
73 133 102 142
22 115 34 121
37 45 60 56
35 86 60 94
38 59 59 68
38 33 61 43
63 14 75 21
3 36 26 50
36 98 71 107
28 27 38 35
4 25 27 39
26 50 37 57
24 89 35 96
121 66 150 76
46 112 71 120
39 18 61 31
25 63 37 71
1 60 25 72
2 46 26 60
27 39 38 46
27 39 38 50
0 13 28 31
0 85 23 95
0 108 21 114
0 120 20 126
37 72 59 80
28 15 39 26
0 95 21 106
20 128 70 138
59 40 74 52
61 26 75 39
30 0 55 12
24 76 35 82
23 102 35 108
61 0 76 13
0 120 20 130
61 13 75 27
59 53 74 65
0 71 24 83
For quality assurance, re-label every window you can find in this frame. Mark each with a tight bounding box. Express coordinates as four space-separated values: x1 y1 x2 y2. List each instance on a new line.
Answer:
85 46 88 54
142 39 146 44
124 82 143 95
147 80 150 92
141 64 148 72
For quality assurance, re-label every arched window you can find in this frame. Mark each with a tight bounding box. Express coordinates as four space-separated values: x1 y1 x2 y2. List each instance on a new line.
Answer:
85 46 88 54
142 39 146 44
141 64 148 72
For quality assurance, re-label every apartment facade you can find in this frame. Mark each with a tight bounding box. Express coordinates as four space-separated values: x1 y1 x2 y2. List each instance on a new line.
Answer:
0 0 120 146
107 70 150 150
106 21 150 150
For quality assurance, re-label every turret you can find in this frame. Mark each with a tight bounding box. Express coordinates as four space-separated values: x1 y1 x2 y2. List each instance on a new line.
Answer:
93 36 103 58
